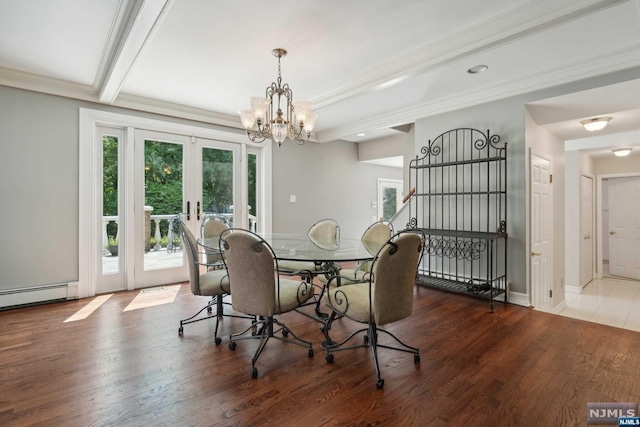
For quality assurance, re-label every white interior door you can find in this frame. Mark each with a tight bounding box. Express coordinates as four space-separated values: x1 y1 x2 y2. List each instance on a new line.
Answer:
530 152 552 310
608 176 640 280
580 175 594 287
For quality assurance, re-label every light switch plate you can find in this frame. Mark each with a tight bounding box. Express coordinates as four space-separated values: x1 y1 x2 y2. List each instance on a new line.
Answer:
289 195 296 203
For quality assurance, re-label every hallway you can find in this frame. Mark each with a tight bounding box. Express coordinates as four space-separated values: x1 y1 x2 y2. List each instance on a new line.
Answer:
558 276 640 332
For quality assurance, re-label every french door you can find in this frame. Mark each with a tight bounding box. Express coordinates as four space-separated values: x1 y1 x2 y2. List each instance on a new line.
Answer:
96 129 243 292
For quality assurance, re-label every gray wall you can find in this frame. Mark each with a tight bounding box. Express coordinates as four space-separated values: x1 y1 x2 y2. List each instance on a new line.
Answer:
272 140 402 239
0 85 400 291
414 98 526 293
0 87 80 288
414 67 640 295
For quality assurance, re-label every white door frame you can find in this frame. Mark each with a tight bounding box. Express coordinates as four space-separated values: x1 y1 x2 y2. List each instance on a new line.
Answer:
580 173 595 287
595 172 640 279
79 108 272 298
529 149 553 311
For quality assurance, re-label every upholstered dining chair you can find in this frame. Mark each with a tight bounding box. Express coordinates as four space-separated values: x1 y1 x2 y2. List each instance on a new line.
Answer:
275 218 340 320
318 220 393 287
201 215 230 268
323 230 425 389
178 222 249 345
220 228 314 379
276 218 340 276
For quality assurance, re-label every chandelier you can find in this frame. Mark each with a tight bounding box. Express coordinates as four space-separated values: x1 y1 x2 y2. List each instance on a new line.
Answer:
239 49 317 147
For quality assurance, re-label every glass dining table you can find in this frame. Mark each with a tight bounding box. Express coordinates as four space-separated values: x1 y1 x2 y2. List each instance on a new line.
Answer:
197 233 374 320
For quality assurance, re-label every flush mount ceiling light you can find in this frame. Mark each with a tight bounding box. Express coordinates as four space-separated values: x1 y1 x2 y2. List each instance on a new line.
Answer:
467 65 488 74
239 49 317 147
580 117 611 131
612 148 633 157
356 133 366 137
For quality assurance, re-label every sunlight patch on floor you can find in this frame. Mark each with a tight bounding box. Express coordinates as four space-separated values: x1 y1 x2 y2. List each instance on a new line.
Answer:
123 285 181 312
64 294 113 322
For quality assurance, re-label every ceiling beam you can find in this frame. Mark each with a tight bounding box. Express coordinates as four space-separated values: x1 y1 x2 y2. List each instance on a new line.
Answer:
97 0 173 104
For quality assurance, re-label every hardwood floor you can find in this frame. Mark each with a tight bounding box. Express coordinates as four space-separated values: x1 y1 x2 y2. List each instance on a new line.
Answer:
1 284 639 426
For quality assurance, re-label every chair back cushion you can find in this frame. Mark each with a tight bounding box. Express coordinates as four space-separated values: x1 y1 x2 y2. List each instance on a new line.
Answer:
202 219 229 265
308 219 339 250
358 221 393 272
180 223 201 296
372 232 422 325
222 230 277 316
203 218 230 238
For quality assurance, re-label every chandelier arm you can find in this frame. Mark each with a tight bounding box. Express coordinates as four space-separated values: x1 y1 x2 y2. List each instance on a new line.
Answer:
246 130 267 144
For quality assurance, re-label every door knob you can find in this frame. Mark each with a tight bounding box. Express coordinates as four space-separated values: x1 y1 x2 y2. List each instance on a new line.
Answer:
584 235 591 240
531 251 541 256
609 231 616 235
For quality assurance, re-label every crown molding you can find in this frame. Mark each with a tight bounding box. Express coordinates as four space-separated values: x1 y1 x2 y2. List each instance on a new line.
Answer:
113 93 245 129
0 66 98 101
307 0 628 109
316 45 640 143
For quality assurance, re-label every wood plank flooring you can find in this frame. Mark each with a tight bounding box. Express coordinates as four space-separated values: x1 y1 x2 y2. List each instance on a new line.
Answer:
1 284 639 426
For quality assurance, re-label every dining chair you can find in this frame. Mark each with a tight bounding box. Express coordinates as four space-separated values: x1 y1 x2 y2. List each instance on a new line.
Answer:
275 219 340 319
318 220 393 286
323 230 425 389
178 221 250 344
276 218 340 276
220 228 314 379
201 214 230 268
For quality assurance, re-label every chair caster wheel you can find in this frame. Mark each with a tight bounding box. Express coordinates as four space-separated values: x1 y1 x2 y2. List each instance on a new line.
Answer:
414 354 420 364
363 335 369 344
376 379 384 389
308 349 314 358
282 328 289 337
251 367 258 378
178 326 183 336
215 337 222 346
207 306 212 314
229 341 237 350
326 354 334 363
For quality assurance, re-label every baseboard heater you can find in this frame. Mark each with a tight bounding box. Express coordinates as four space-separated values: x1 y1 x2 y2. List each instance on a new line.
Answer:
0 283 70 311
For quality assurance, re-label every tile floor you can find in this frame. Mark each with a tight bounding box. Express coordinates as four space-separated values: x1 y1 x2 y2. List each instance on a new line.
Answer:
558 271 640 332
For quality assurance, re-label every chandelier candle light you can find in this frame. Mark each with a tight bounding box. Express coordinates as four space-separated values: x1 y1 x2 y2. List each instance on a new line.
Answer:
239 49 317 147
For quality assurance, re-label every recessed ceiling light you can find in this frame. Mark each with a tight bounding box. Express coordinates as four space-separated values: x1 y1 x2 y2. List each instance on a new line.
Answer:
581 117 611 131
612 148 632 157
467 65 488 74
356 133 366 137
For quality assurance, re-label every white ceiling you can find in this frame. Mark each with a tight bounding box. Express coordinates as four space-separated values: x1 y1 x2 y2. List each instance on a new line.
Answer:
1 0 639 145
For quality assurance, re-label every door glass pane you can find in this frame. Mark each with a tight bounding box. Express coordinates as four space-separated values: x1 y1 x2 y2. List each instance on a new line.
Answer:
202 147 234 226
382 187 398 221
248 153 257 232
144 140 184 271
102 135 119 275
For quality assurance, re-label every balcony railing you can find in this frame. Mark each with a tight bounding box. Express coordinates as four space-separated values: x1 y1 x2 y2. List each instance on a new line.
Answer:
102 212 257 254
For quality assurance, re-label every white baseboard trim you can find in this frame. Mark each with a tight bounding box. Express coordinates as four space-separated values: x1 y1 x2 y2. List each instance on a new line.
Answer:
565 285 581 296
0 283 68 309
552 299 567 314
67 281 79 300
508 291 530 307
